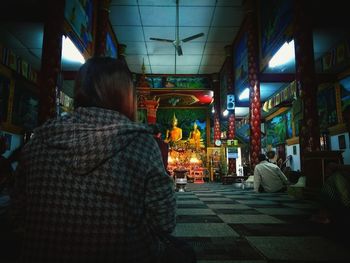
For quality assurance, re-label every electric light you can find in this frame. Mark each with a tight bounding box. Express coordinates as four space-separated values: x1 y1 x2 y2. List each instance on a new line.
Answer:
238 88 249 100
62 35 85 64
268 40 295 68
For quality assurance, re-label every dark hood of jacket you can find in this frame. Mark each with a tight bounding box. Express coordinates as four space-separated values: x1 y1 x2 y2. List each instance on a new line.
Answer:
32 107 151 175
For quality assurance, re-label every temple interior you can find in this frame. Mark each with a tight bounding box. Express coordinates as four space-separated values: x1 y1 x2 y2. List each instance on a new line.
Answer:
1 0 350 262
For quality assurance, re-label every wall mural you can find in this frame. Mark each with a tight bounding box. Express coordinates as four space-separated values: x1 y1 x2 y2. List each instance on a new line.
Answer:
11 83 38 131
260 0 293 68
64 0 94 54
145 76 210 89
105 31 118 58
317 84 337 132
266 110 292 146
340 76 350 127
234 32 248 97
0 74 10 123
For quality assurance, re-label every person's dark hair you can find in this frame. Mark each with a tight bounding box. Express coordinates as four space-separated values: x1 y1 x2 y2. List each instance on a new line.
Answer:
266 150 276 159
258 153 267 162
74 57 133 112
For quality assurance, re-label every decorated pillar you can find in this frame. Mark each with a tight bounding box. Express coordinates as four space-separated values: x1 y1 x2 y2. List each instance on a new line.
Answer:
246 0 261 168
94 0 111 56
227 112 236 174
294 0 320 166
227 74 236 174
39 0 65 124
213 80 221 141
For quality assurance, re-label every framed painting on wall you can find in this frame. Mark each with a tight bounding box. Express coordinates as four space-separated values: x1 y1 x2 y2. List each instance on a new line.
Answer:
233 32 248 101
259 0 293 69
105 22 118 58
64 0 95 55
11 82 39 131
0 73 10 123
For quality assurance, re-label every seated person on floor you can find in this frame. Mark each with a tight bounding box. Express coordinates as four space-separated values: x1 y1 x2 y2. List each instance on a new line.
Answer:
310 162 350 224
266 150 277 164
254 154 289 193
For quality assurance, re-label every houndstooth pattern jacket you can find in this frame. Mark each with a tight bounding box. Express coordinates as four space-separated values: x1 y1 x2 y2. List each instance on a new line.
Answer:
12 107 176 263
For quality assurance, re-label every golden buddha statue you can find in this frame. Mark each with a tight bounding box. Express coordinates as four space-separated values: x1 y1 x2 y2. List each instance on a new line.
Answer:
188 122 201 149
165 113 182 143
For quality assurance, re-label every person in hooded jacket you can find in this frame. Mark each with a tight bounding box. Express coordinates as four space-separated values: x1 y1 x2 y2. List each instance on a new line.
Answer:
11 57 189 263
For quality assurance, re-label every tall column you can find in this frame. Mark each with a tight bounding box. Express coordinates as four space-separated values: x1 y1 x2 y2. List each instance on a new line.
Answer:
39 0 65 124
94 0 111 56
294 0 320 165
246 0 261 168
227 75 236 174
213 80 221 142
227 112 236 174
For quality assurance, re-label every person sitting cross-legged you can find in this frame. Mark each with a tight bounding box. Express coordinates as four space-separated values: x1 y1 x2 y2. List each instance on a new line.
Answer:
254 154 289 193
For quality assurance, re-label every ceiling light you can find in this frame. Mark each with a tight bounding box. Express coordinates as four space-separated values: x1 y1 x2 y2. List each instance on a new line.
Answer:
238 88 249 100
211 107 215 113
223 110 229 117
268 40 294 68
62 35 85 64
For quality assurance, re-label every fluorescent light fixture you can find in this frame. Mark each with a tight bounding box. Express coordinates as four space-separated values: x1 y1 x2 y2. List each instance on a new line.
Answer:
223 109 229 117
268 40 294 68
238 88 249 100
62 35 85 64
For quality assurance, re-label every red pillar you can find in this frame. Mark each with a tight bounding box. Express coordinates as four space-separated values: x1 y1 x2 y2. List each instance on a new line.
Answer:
213 80 221 142
227 112 236 174
39 0 65 124
294 0 320 166
94 0 111 56
246 0 261 168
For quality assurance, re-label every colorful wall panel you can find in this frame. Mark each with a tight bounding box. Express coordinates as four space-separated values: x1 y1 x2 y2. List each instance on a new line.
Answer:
260 0 293 69
64 0 94 54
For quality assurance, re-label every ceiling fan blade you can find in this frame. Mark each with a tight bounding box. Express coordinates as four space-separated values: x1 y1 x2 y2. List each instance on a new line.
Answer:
149 37 174 43
182 33 205 42
177 45 183 56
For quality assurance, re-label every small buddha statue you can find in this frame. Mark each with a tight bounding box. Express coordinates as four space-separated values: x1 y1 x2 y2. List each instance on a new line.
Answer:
188 122 201 149
165 114 182 143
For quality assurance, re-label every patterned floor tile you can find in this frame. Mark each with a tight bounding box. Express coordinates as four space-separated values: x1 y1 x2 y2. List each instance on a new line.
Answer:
198 197 234 202
236 200 278 205
176 215 224 223
207 204 251 210
177 204 208 209
174 223 239 237
284 202 320 209
218 214 285 224
254 208 310 215
177 200 206 205
246 236 350 261
229 223 325 236
191 237 265 261
177 208 216 215
213 209 261 215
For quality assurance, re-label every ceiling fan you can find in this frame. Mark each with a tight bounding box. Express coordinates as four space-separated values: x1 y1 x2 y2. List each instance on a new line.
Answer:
149 0 205 56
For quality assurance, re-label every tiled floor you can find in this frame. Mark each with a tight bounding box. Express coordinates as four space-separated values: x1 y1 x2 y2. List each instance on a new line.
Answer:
1 183 350 262
175 183 350 263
